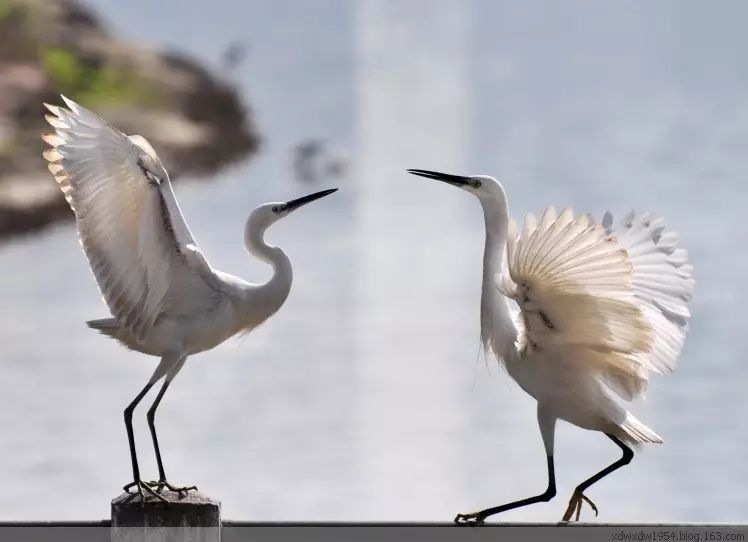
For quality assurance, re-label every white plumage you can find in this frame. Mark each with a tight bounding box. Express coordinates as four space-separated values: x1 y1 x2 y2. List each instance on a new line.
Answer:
43 98 202 343
506 208 653 357
42 96 338 501
408 168 693 523
603 211 693 375
502 206 692 414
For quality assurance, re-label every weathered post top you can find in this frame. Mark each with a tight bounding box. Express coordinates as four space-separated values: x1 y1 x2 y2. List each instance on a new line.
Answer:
111 491 220 542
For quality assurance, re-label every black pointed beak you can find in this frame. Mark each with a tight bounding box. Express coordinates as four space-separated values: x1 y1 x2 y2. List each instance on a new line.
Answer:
407 168 471 187
283 188 338 212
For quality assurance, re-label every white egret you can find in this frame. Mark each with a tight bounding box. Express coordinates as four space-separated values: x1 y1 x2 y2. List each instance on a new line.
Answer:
408 169 693 523
42 96 338 502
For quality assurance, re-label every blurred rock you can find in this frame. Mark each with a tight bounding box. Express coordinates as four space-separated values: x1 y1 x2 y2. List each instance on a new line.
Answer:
0 0 260 242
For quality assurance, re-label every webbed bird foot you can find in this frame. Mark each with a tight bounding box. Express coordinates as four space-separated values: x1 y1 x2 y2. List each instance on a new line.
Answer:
561 489 598 521
454 511 486 526
122 480 168 503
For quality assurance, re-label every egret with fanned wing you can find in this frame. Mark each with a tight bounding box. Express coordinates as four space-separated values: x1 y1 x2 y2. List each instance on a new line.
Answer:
408 169 693 523
42 96 338 501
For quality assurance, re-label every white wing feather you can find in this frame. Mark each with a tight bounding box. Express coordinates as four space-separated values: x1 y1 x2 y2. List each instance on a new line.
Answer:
42 96 205 340
504 207 656 400
602 211 694 375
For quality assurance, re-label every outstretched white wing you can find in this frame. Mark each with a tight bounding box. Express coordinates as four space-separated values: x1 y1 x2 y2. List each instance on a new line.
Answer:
602 211 693 376
501 207 659 400
42 96 214 340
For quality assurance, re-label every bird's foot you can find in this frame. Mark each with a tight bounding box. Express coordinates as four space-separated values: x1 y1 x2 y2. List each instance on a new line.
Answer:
146 479 198 497
454 512 486 526
122 480 168 503
561 490 598 522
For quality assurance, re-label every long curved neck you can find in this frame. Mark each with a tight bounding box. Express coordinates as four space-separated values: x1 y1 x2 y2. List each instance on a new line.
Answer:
479 195 518 362
243 219 292 316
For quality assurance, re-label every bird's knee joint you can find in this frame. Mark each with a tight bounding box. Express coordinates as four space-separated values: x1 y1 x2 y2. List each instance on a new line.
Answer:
544 486 557 500
622 450 634 464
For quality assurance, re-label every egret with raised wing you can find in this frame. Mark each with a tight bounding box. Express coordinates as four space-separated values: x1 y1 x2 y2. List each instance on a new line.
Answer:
42 96 338 501
407 169 693 523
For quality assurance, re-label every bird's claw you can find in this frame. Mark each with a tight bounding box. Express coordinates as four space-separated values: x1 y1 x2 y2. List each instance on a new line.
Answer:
562 490 598 522
454 512 485 526
123 481 137 493
146 479 198 496
123 480 168 504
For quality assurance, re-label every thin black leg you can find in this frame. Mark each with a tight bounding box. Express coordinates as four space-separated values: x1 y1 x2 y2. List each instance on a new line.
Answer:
145 378 197 495
124 381 154 485
455 455 556 525
122 380 167 502
561 433 633 521
147 379 171 483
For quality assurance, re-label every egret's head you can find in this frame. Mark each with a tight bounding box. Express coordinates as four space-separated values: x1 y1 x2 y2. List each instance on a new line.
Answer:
407 169 505 201
129 135 168 184
248 188 338 231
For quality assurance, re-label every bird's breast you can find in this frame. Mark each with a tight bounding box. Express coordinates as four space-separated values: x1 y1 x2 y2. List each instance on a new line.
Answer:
182 302 242 354
133 292 282 356
139 300 239 356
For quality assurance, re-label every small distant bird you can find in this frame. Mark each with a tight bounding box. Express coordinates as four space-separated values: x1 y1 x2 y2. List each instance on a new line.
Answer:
408 169 693 523
42 96 338 501
293 139 326 183
292 139 349 184
221 41 248 74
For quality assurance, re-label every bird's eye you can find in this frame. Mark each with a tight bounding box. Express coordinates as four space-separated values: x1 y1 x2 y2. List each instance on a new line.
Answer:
472 179 482 188
272 206 280 213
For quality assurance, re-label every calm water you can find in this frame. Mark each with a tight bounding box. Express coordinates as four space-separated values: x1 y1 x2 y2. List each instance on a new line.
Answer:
0 0 746 522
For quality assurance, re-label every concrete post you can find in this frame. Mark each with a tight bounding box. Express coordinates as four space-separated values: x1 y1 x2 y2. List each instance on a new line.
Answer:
111 491 220 542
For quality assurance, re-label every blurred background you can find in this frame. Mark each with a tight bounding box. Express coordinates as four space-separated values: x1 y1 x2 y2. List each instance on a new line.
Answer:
0 0 746 523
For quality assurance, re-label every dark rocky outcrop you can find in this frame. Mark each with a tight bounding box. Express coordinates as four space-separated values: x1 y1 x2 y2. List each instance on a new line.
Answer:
0 0 259 241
